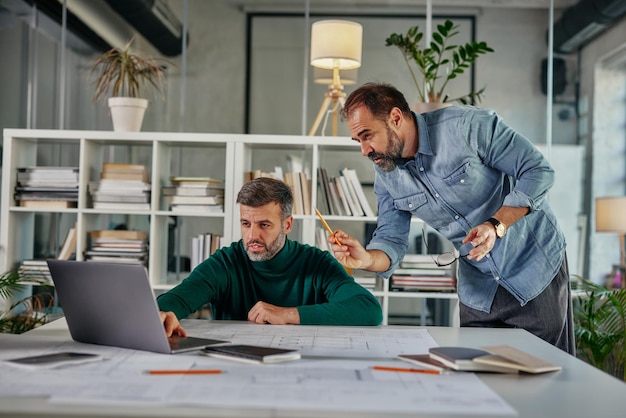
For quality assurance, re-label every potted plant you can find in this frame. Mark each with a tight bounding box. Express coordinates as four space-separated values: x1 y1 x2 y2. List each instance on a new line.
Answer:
572 276 626 381
0 269 53 334
89 39 168 132
385 19 494 110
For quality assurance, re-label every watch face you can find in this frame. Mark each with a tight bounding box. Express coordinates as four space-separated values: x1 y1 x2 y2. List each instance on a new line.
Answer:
496 223 506 238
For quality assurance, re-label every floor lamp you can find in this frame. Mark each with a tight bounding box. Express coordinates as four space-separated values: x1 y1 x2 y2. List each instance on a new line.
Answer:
596 196 626 287
309 20 362 136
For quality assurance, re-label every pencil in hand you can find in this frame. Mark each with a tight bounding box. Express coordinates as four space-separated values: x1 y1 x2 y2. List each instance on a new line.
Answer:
315 208 341 245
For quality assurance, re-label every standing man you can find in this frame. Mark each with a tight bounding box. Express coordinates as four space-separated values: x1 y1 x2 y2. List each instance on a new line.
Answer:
159 177 382 337
328 82 574 354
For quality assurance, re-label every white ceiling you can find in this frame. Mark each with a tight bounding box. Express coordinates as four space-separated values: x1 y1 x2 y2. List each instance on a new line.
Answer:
228 0 580 13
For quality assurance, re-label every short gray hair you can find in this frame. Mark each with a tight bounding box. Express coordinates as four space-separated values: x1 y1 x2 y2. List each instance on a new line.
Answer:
236 177 293 219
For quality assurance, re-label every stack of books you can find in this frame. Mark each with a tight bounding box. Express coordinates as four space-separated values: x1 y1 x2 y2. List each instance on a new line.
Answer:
390 254 456 292
164 176 224 214
244 168 311 216
190 232 223 270
84 230 149 266
317 167 375 217
89 163 151 210
14 166 79 208
18 260 53 286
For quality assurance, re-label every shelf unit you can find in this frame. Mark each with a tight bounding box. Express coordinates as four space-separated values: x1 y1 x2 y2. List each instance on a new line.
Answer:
1 129 458 325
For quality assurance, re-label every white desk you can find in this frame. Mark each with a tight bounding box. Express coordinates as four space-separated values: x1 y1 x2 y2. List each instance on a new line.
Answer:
1 318 625 418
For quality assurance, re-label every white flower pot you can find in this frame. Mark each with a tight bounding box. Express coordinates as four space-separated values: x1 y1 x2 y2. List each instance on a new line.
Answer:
108 97 148 132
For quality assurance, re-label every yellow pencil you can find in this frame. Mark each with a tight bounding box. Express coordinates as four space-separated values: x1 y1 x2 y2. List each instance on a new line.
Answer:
145 369 223 375
315 208 341 245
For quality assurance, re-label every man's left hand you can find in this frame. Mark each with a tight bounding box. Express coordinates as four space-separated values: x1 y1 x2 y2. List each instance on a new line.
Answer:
247 301 300 325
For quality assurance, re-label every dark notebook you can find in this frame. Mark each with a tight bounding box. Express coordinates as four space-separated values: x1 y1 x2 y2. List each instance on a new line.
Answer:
201 345 301 364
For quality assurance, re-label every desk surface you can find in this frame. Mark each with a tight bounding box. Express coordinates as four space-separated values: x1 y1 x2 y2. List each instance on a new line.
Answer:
1 318 625 418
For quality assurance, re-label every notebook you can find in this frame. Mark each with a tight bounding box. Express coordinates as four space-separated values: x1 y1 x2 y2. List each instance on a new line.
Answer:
46 259 230 354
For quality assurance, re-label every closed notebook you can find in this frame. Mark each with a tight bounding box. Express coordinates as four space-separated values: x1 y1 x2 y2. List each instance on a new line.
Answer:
428 347 517 373
201 345 301 364
474 345 562 374
397 354 448 371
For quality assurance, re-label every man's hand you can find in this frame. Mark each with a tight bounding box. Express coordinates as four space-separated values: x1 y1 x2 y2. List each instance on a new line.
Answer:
247 301 300 325
462 223 497 261
160 311 188 337
327 229 391 272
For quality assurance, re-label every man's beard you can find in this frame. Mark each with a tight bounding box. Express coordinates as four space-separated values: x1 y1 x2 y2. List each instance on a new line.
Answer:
367 125 404 172
245 229 286 262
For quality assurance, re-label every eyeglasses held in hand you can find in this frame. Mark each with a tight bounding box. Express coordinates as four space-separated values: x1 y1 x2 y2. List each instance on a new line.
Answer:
421 225 472 267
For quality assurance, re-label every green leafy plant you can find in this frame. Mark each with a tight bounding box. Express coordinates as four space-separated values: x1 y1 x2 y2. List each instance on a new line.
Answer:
0 269 53 334
89 39 168 102
573 276 626 381
385 19 494 104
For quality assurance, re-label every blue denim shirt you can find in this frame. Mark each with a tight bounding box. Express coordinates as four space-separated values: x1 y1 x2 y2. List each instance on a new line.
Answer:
366 106 566 312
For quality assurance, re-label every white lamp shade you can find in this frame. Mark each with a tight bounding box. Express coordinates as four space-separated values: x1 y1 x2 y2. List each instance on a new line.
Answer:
310 20 362 70
313 67 358 85
595 196 626 233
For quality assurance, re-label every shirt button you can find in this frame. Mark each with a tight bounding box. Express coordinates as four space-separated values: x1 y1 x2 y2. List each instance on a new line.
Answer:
460 179 465 183
486 254 491 258
435 193 439 198
408 203 413 208
419 167 424 172
454 215 459 219
495 276 500 281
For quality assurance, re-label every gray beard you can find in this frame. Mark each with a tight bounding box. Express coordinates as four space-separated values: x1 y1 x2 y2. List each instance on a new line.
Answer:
245 230 286 262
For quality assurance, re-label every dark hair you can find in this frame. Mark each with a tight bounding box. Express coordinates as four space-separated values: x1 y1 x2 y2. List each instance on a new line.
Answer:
236 177 293 219
341 82 412 122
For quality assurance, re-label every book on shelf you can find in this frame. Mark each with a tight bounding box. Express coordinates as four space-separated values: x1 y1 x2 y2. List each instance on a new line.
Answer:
335 175 355 216
169 176 223 187
298 172 312 215
326 177 344 216
91 193 150 203
341 168 375 217
92 202 151 211
165 195 224 205
90 230 148 240
170 204 224 214
19 200 76 209
338 169 364 216
17 166 79 181
162 185 224 197
100 171 149 182
101 163 147 173
57 225 77 260
316 167 332 215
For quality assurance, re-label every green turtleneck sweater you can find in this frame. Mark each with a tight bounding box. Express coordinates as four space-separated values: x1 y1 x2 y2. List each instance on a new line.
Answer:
157 238 382 326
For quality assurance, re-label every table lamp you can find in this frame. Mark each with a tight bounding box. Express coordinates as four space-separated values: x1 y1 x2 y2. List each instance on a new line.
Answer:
309 19 362 136
595 196 626 267
313 67 358 86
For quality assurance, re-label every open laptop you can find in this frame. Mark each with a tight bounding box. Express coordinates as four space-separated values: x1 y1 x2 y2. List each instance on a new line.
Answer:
46 259 229 354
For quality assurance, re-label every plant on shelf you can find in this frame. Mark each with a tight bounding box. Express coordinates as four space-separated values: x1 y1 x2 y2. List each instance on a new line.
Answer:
89 39 169 132
572 276 626 381
385 19 494 105
0 269 53 334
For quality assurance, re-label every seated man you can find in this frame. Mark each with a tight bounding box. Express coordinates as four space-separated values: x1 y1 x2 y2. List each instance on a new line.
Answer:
158 177 382 336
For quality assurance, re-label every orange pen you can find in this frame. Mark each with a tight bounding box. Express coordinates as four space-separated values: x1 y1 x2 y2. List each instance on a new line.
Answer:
145 369 223 375
372 366 441 375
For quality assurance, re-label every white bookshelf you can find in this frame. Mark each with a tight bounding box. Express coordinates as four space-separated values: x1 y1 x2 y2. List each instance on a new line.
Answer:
1 129 458 325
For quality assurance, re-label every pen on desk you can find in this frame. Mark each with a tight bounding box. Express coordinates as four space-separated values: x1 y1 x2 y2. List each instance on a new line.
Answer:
315 208 341 245
145 369 223 375
372 366 441 375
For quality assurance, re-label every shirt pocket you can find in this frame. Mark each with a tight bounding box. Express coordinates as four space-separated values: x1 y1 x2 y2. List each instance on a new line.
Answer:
393 192 427 213
442 161 470 186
